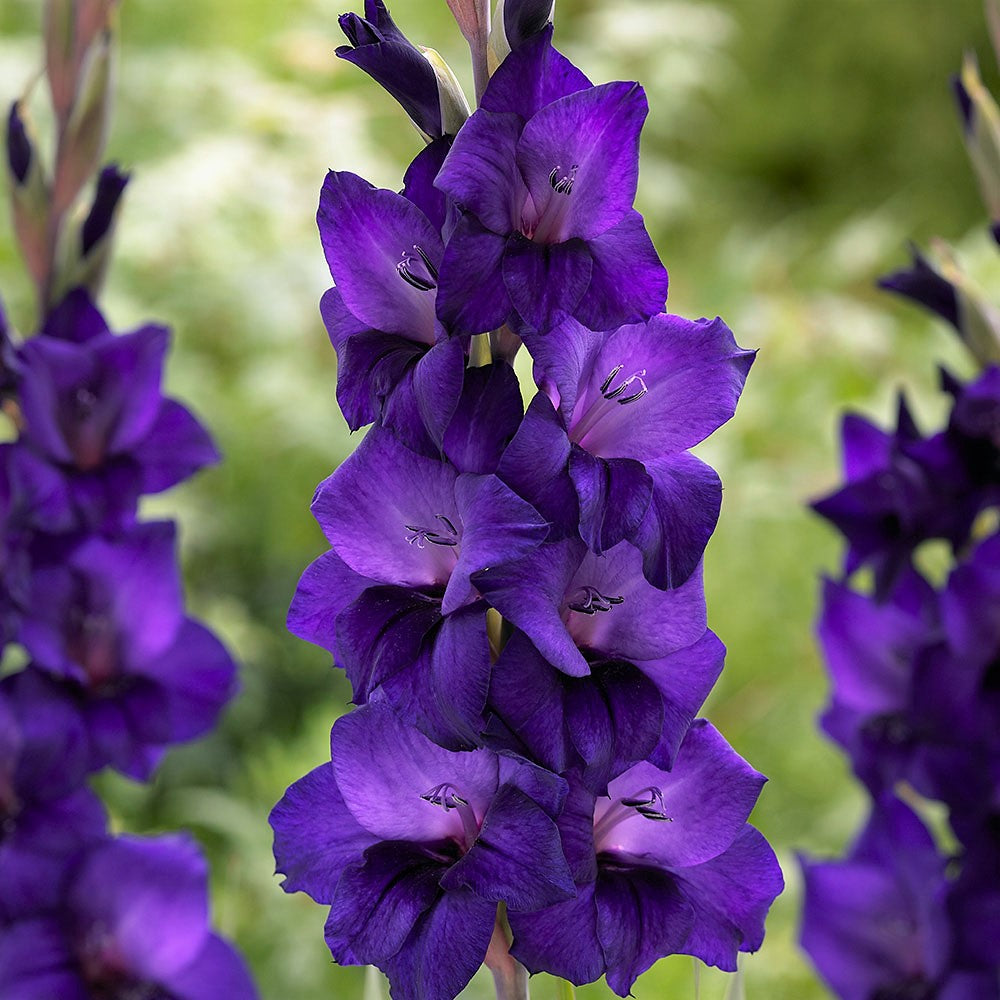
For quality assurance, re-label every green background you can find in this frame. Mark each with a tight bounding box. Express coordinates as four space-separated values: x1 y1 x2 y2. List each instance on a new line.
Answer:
0 0 994 996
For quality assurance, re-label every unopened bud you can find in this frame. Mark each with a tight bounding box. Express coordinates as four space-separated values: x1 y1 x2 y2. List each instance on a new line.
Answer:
76 0 119 61
53 27 115 216
66 163 128 299
45 0 77 120
488 0 554 67
5 101 50 288
935 239 1000 368
420 47 470 136
954 53 1000 228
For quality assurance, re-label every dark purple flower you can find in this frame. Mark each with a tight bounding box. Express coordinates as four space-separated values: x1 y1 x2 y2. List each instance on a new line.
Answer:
508 313 753 584
0 678 107 923
15 522 237 778
318 170 468 447
434 28 668 335
289 423 547 746
0 833 258 999
878 246 960 332
6 101 31 185
508 721 782 994
800 795 997 1000
499 0 554 51
270 703 574 1000
16 294 219 528
485 627 725 791
813 397 975 597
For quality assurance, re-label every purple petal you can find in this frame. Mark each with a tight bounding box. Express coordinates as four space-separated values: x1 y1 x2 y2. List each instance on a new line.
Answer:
569 448 652 553
596 867 694 996
166 933 258 1000
0 917 84 1000
270 761 376 903
523 316 605 420
134 398 219 493
326 841 443 965
435 110 523 235
515 81 647 241
312 426 459 588
502 234 592 333
480 25 591 120
330 703 499 844
408 336 467 450
440 783 575 910
442 362 524 475
599 721 766 868
99 325 170 453
382 888 496 1000
435 215 513 334
40 289 110 342
509 881 603 984
878 246 960 331
574 210 668 329
317 171 441 342
402 137 454 236
68 834 210 981
674 825 784 970
569 314 754 460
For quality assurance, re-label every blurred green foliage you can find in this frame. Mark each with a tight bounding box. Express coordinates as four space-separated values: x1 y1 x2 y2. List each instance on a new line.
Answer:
0 0 994 996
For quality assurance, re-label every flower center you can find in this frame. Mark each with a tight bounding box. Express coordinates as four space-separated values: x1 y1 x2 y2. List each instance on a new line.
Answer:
593 785 671 847
566 585 624 616
0 765 20 840
404 514 460 549
396 244 439 292
66 579 121 691
420 782 480 851
60 383 112 471
519 163 578 244
569 363 649 447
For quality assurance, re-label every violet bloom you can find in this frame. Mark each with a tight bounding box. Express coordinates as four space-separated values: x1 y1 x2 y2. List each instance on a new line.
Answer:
434 27 668 335
508 720 782 994
16 291 218 528
504 313 753 584
801 795 998 1000
318 170 466 450
288 419 547 747
813 396 974 597
270 703 574 1000
0 678 106 923
0 833 257 999
15 521 237 778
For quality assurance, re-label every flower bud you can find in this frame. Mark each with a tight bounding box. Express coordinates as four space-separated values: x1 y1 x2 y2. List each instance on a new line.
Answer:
337 2 449 138
419 47 470 137
64 163 129 299
5 101 50 288
488 0 554 67
954 53 1000 230
44 0 77 120
936 238 1000 367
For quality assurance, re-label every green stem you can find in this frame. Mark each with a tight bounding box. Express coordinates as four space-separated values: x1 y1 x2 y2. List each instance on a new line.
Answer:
484 907 529 1000
556 979 576 1000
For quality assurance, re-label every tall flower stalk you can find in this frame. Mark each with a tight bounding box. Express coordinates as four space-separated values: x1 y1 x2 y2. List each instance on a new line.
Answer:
0 3 256 996
272 3 782 998
801 8 1000 997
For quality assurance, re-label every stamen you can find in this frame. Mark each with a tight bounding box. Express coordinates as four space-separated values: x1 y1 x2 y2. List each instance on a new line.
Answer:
547 163 578 195
620 786 672 822
602 366 648 405
567 585 624 616
421 782 480 851
404 514 460 548
396 244 438 291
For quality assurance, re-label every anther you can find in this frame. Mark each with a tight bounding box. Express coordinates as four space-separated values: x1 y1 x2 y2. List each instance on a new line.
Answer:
420 783 468 810
567 585 624 616
396 244 438 291
620 786 671 822
547 164 578 195
404 515 460 548
601 366 648 405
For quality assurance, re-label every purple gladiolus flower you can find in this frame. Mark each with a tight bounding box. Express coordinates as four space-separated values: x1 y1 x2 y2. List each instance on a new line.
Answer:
0 679 107 922
801 795 998 1000
508 313 753 583
289 421 547 747
15 521 238 778
16 292 219 528
434 27 668 335
0 833 258 999
270 703 574 1000
508 720 782 994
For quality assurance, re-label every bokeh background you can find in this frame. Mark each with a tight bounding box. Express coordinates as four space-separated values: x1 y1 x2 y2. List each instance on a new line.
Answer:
0 0 995 996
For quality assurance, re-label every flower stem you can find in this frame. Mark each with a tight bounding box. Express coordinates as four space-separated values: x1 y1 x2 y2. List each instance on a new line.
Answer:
484 907 529 1000
556 979 576 1000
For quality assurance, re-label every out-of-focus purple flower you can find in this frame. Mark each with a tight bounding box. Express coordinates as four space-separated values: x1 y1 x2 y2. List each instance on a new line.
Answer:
0 678 107 923
812 397 975 597
270 703 573 1000
288 422 547 747
508 721 782 995
0 833 258 999
16 292 219 528
800 795 998 1000
15 522 237 778
434 27 667 335
6 101 32 185
80 163 129 256
510 313 753 584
